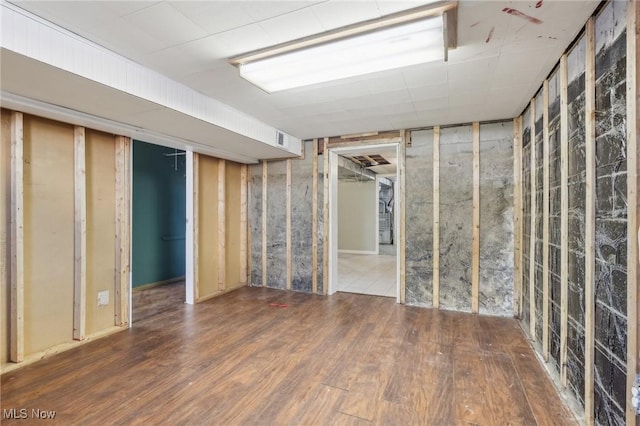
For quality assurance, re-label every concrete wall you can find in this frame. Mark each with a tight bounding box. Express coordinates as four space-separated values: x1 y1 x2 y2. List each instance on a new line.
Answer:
593 2 627 423
249 132 513 316
520 2 631 420
338 179 377 253
405 123 514 315
250 141 323 292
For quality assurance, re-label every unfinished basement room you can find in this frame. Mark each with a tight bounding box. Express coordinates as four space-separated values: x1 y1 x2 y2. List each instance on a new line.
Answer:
0 0 638 424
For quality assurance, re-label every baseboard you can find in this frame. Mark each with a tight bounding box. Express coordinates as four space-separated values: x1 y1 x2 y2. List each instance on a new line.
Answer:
133 276 185 292
338 249 378 255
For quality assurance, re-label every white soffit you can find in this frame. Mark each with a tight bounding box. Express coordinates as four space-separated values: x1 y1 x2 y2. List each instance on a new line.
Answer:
0 2 301 162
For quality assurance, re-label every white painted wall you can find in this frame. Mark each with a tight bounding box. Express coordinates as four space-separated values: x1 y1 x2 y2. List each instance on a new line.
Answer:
338 179 377 253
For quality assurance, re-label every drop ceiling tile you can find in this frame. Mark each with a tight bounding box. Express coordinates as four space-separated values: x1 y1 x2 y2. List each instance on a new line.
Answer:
103 1 160 17
241 1 321 22
207 24 277 58
412 97 448 112
402 63 447 87
408 83 448 102
123 2 207 48
258 7 324 45
375 0 439 15
310 1 381 31
169 1 256 34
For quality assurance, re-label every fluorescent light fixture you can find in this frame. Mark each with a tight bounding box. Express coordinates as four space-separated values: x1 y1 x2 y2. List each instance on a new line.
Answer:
230 2 456 93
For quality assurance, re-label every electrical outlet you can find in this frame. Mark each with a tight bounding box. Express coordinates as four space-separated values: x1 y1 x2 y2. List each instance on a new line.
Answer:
97 290 109 306
632 374 640 415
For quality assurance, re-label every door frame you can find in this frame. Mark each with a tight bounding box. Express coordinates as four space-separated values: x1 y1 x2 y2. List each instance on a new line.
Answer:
327 142 401 303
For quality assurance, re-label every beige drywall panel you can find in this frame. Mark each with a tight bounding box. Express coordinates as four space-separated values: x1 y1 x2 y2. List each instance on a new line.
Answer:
23 115 74 355
1 109 11 364
225 161 242 289
85 129 116 334
197 155 219 299
338 179 377 252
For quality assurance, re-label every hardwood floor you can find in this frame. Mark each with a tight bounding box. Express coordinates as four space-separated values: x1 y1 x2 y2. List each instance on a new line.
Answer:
1 287 576 425
132 280 185 323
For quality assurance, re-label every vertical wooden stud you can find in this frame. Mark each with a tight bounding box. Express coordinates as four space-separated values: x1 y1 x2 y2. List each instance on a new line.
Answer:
10 111 24 362
73 126 86 341
560 54 570 387
529 98 537 340
472 122 480 314
584 17 596 425
262 160 268 287
193 153 200 300
542 80 550 361
218 159 226 292
286 159 292 291
114 135 131 326
312 139 319 294
399 130 407 304
240 164 248 284
323 138 329 295
513 116 524 318
626 1 639 423
433 126 441 309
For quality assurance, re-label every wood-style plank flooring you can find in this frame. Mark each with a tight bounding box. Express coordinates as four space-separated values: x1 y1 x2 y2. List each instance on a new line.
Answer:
1 287 576 425
132 280 185 323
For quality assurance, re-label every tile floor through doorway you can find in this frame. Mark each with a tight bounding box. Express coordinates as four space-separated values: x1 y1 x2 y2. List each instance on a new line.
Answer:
338 253 396 298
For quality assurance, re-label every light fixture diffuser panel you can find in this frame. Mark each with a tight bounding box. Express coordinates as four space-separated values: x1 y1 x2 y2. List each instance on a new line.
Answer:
239 17 444 92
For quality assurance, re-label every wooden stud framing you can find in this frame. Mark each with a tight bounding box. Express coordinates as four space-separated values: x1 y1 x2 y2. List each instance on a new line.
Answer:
559 54 570 387
286 159 292 291
192 153 200 300
584 17 596 425
472 122 480 314
114 135 131 326
529 98 537 340
433 127 440 309
10 111 24 362
323 138 329 294
262 161 268 287
399 130 407 304
513 116 523 318
218 160 226 292
542 80 550 361
240 164 248 284
312 139 319 294
73 126 86 341
626 1 639 423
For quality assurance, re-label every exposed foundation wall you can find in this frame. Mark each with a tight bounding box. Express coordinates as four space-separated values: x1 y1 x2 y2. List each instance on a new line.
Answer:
249 141 324 293
405 123 514 315
250 128 513 315
1 108 129 371
517 2 637 422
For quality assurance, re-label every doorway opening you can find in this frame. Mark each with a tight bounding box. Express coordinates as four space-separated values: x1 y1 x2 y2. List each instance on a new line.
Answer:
328 143 400 301
131 141 187 323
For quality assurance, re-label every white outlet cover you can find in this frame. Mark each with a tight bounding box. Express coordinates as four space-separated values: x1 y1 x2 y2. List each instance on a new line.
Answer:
97 290 109 306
